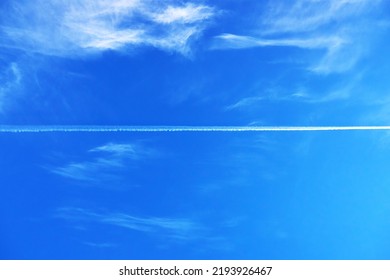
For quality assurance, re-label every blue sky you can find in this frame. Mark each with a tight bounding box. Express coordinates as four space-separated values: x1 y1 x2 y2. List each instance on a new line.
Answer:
1 0 390 259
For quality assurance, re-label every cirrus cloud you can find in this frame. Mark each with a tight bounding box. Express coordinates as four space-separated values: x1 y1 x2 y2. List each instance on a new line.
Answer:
0 0 215 57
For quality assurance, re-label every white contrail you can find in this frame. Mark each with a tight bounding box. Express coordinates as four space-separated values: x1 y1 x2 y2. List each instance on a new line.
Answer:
1 125 390 133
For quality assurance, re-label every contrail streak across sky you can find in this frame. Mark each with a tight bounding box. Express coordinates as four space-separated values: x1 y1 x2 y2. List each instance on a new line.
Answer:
1 125 390 133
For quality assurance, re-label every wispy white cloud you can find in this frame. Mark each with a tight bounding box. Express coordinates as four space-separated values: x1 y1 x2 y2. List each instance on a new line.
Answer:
225 92 339 111
0 0 215 56
52 161 121 182
89 143 146 159
150 3 214 24
56 207 203 241
0 62 22 112
226 81 355 110
213 33 344 50
262 0 377 34
213 0 383 74
293 85 353 103
225 96 265 111
51 142 153 183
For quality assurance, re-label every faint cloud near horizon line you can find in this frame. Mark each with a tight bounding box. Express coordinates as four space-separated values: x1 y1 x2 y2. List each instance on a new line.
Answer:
225 69 364 111
212 0 384 74
225 87 351 111
0 0 215 57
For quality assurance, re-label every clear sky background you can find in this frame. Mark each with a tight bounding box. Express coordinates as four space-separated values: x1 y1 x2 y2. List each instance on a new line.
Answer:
1 0 390 259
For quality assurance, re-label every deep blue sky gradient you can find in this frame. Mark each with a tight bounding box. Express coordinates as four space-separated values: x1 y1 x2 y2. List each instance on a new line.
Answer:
1 0 390 259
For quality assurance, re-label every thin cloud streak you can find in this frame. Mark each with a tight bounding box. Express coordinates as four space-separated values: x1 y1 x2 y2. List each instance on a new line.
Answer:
2 125 390 133
50 142 151 183
89 143 142 159
226 80 355 109
212 33 344 50
56 207 202 241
